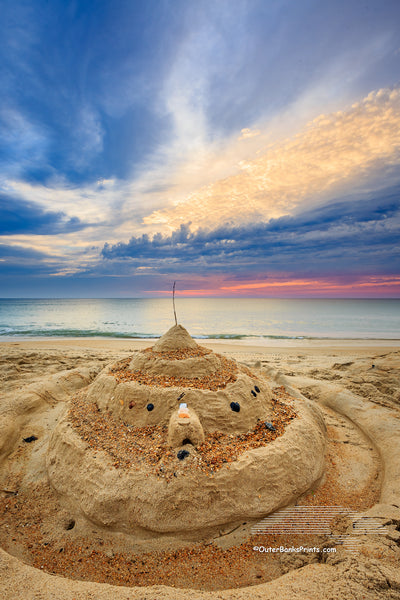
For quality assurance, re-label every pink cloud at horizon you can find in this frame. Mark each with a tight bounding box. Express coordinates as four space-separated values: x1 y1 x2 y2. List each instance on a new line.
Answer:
148 275 400 298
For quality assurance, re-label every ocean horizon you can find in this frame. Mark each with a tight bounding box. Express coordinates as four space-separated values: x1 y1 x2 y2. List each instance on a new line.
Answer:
0 298 399 341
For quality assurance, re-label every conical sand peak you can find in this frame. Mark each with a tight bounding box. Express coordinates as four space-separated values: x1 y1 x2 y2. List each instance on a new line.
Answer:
152 324 199 352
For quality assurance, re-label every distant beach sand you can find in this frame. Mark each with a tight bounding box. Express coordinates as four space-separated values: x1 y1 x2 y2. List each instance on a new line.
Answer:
1 338 400 599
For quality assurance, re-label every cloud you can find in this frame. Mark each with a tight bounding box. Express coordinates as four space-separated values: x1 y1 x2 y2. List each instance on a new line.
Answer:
0 192 88 235
219 275 400 294
1 1 400 295
0 108 50 177
2 177 120 229
0 175 162 277
0 243 47 259
68 106 104 170
102 186 400 279
0 241 63 280
2 183 399 296
143 87 400 230
239 128 261 140
148 275 400 297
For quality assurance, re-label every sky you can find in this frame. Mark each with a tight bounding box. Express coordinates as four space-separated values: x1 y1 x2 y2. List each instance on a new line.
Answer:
1 0 400 298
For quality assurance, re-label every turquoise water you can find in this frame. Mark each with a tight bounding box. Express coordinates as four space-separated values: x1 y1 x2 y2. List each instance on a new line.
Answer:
0 298 399 340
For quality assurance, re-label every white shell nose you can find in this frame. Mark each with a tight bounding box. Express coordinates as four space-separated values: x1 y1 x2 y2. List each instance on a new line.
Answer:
168 406 205 448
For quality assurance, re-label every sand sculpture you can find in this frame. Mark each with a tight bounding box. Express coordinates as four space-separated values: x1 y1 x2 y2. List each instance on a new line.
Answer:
46 324 327 532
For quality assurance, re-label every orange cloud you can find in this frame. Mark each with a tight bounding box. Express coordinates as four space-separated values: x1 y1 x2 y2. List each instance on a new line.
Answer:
238 127 261 140
144 88 400 231
149 275 400 297
150 288 223 296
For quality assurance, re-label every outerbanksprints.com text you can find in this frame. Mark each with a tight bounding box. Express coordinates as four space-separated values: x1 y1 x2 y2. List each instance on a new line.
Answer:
253 546 337 553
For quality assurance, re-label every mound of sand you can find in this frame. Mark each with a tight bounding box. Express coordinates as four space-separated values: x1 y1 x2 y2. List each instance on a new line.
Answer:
153 324 199 351
45 325 326 532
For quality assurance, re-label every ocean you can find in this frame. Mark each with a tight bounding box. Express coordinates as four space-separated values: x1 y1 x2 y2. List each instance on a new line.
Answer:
0 298 399 341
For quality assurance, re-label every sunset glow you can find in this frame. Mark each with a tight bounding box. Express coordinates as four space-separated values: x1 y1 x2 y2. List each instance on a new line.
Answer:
1 1 400 297
150 275 400 298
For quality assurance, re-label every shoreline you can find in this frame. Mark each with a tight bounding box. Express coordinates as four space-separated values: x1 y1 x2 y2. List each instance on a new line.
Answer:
1 336 399 355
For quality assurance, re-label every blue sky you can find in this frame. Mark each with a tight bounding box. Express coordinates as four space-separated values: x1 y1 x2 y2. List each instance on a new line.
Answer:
1 0 400 297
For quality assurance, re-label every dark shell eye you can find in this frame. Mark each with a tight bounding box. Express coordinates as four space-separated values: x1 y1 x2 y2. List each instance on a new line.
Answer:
251 390 257 397
264 422 276 431
23 435 38 443
230 402 240 412
146 403 154 411
177 449 190 460
254 385 260 393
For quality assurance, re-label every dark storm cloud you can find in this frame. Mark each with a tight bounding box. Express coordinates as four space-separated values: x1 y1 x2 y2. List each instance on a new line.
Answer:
0 243 46 259
101 189 400 275
0 193 87 235
0 243 62 277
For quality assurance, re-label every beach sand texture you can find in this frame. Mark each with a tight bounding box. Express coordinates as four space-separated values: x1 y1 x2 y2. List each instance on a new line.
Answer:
1 337 400 599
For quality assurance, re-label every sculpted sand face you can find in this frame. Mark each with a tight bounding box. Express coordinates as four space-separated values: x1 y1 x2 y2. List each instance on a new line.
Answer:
46 324 327 532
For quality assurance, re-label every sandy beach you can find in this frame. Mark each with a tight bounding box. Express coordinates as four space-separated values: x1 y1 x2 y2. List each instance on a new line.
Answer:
1 337 400 599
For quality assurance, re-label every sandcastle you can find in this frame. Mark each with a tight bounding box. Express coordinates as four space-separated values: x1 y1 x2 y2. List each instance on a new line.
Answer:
46 324 327 533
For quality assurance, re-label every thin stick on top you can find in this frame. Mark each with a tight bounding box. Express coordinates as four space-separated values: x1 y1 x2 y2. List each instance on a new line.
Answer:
172 281 178 326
